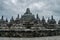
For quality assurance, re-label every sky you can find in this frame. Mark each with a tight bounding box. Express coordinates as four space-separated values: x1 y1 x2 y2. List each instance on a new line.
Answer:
0 0 60 22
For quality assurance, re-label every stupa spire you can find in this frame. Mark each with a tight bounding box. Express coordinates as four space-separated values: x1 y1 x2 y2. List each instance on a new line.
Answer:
16 14 19 20
25 8 31 14
51 15 53 20
42 16 45 24
36 14 39 19
10 16 14 22
1 16 4 20
6 18 8 22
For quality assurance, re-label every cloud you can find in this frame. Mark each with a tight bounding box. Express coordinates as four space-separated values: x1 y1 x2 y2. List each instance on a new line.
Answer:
0 0 60 22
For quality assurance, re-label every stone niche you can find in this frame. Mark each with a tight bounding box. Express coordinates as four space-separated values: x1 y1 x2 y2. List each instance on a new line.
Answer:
23 21 33 29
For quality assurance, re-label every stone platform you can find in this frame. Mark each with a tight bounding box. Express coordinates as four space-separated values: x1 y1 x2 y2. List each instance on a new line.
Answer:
0 29 60 37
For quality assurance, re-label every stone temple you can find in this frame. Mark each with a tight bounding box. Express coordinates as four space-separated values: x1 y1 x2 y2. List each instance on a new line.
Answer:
0 8 60 37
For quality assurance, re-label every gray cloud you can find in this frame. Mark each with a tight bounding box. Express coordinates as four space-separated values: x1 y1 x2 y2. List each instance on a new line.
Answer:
0 0 60 22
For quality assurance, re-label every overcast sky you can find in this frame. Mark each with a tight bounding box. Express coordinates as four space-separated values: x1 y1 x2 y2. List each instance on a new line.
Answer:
0 0 60 22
